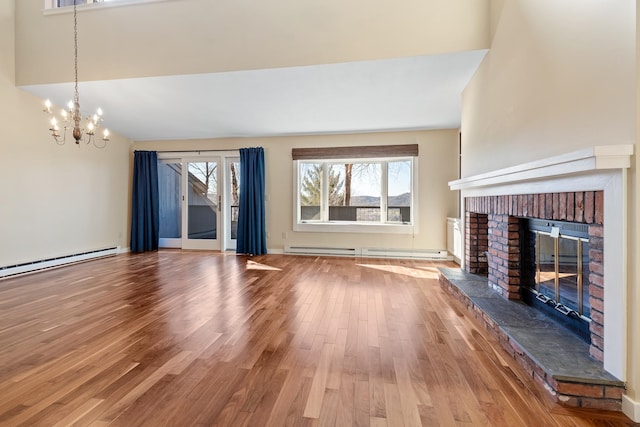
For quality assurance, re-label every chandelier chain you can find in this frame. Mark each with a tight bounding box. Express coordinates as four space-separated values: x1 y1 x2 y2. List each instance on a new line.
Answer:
73 0 79 105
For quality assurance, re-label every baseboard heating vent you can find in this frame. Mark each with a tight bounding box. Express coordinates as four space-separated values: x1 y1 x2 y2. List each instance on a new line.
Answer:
0 247 119 279
284 246 361 257
283 246 452 260
361 248 452 260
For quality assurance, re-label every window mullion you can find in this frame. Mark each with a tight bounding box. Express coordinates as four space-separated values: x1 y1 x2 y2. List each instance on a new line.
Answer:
322 163 329 222
381 161 388 223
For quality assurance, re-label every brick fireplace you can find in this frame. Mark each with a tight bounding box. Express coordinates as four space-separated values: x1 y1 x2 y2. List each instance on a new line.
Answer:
464 192 604 361
446 145 633 412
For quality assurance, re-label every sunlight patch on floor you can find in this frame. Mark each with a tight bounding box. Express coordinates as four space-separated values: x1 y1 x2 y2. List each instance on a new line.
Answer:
357 264 439 279
414 266 441 273
246 260 282 271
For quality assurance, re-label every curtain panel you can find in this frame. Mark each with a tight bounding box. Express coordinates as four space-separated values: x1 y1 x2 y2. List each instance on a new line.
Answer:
236 147 267 255
130 150 160 253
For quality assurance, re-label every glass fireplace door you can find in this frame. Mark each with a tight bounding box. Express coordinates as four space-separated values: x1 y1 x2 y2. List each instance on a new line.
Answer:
535 233 557 301
534 232 590 319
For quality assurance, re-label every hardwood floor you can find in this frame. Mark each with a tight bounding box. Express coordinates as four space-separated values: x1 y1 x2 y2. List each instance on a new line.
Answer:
0 251 636 426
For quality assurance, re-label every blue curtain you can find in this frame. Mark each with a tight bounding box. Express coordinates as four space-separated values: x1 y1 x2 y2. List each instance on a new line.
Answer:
237 147 267 255
130 151 160 253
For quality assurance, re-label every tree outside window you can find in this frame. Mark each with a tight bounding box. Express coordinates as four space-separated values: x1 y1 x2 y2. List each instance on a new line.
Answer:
298 158 412 224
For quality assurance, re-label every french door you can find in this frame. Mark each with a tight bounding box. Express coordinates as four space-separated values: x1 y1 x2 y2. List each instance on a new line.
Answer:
158 154 239 251
183 159 220 249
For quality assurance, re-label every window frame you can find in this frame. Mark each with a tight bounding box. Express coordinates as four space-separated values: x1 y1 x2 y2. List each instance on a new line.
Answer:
293 156 418 235
43 0 173 13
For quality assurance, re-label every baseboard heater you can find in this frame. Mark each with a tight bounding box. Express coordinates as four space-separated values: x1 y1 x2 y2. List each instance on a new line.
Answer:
361 247 451 260
0 247 119 279
284 246 451 260
284 246 361 257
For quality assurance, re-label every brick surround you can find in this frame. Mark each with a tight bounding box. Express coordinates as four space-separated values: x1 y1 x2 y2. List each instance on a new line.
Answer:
464 191 605 361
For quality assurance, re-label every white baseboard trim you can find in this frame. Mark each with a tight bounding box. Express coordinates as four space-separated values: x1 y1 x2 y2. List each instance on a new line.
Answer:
0 247 119 279
623 394 640 422
267 248 284 254
117 246 130 254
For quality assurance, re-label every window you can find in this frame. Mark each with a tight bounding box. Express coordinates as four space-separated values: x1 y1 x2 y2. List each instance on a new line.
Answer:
293 145 418 234
44 0 169 11
47 0 104 8
57 0 92 6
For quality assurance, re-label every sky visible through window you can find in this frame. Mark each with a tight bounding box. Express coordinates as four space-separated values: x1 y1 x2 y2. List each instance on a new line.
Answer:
346 160 410 198
302 160 411 202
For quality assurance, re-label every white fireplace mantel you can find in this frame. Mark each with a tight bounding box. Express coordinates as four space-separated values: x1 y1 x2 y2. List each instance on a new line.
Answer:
449 145 633 192
449 144 634 382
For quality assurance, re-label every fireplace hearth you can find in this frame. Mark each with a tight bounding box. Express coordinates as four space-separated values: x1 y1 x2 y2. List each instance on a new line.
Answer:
438 267 625 411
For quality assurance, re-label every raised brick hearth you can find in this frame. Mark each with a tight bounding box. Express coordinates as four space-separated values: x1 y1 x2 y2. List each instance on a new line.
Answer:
439 267 625 411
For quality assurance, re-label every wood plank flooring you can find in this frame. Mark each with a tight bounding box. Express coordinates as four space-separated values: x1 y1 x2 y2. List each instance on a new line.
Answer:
0 251 636 426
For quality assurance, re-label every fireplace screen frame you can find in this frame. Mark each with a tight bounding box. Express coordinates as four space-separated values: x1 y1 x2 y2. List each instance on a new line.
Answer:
532 230 590 321
520 218 592 343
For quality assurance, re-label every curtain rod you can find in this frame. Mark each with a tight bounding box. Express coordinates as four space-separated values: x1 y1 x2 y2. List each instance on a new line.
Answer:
157 149 237 153
156 149 240 158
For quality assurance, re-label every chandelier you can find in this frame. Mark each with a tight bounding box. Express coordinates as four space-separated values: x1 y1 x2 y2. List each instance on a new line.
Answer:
43 0 109 148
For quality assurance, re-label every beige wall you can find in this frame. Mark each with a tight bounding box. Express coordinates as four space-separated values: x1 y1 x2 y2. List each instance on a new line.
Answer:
15 0 489 85
461 0 639 411
632 0 640 416
462 0 635 177
489 0 505 44
134 129 459 252
0 2 132 267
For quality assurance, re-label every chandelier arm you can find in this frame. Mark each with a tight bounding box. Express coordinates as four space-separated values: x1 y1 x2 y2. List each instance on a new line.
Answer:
94 137 107 149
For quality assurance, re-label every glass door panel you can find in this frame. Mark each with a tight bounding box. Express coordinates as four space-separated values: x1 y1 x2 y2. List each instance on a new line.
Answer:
225 158 240 250
557 237 579 312
581 240 591 317
158 159 182 248
536 233 556 299
184 160 220 250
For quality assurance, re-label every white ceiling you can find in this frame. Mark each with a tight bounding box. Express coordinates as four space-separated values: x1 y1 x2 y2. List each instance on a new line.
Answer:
21 49 487 141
